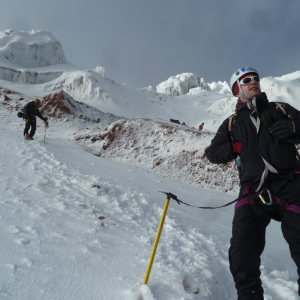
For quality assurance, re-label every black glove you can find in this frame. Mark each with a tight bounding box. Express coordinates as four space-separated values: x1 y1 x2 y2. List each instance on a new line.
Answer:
283 136 300 145
268 119 300 140
261 111 275 129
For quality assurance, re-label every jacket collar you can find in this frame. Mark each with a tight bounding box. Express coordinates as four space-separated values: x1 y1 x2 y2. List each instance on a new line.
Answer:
236 92 268 111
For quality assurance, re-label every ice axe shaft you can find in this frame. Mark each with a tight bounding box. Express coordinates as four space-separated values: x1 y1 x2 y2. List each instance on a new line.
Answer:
143 197 170 284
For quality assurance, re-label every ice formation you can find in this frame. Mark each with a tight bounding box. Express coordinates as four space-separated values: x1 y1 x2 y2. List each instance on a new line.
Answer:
0 30 67 84
0 30 66 68
208 81 231 95
156 73 210 96
0 67 63 84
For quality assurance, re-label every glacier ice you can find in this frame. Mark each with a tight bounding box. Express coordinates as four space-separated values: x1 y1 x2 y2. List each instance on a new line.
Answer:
0 30 66 68
0 66 63 84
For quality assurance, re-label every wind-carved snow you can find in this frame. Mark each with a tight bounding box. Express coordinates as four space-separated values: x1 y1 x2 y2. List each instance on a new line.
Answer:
207 97 236 115
140 86 169 103
0 30 66 68
208 81 231 95
46 69 120 105
156 73 210 96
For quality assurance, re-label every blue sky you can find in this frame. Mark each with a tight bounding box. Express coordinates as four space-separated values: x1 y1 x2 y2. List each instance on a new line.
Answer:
1 0 300 88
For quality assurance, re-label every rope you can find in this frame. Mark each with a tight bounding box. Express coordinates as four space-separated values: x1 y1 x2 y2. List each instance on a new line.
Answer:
158 190 254 209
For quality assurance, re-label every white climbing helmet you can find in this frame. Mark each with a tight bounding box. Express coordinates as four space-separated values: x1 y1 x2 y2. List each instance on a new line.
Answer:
230 67 259 96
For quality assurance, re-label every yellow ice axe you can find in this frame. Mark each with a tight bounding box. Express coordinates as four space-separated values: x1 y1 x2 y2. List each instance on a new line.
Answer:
143 192 171 284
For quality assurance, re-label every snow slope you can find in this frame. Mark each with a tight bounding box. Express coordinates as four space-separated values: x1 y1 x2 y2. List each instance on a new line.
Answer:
0 102 299 300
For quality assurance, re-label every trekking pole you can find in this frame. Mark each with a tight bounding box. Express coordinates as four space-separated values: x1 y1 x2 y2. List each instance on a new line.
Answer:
44 122 47 143
143 194 171 284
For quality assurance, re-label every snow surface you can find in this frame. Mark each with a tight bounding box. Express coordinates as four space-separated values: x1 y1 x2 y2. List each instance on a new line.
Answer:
0 30 300 299
1 103 299 300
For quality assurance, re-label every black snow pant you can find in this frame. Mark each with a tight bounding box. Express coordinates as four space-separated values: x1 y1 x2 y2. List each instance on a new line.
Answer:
229 174 300 300
24 116 37 138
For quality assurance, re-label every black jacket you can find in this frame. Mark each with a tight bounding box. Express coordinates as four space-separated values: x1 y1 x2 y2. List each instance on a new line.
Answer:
206 93 300 190
23 101 46 121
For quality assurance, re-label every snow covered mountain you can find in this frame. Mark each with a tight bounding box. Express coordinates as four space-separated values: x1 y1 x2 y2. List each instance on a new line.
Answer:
1 30 300 299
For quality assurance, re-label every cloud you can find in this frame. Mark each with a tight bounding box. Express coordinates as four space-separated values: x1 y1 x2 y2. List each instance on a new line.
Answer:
8 17 31 32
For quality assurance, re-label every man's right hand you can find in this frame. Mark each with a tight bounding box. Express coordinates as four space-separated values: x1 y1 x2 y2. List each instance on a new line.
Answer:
234 142 243 154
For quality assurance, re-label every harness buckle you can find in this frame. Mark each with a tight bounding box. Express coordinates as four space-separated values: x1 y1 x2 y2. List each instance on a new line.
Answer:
259 188 273 206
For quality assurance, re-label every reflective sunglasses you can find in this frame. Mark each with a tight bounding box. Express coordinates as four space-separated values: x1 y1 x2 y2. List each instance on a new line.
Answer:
240 76 260 85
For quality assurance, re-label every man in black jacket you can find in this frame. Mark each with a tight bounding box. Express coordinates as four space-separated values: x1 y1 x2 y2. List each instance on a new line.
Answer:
206 67 300 300
23 98 48 140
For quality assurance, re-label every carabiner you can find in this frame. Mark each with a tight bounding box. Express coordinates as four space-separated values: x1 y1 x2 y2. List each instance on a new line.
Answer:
259 188 273 206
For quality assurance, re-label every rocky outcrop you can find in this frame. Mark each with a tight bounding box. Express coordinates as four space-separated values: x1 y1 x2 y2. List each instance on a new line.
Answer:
0 88 124 129
39 90 124 124
0 87 24 112
75 117 240 192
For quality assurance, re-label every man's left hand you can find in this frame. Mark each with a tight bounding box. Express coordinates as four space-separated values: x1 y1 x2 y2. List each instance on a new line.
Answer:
269 119 300 140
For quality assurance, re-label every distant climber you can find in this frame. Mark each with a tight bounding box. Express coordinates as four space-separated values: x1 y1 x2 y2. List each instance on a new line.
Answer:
199 123 204 130
170 119 180 124
182 122 186 125
21 99 48 140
